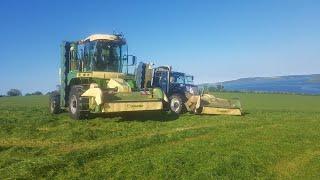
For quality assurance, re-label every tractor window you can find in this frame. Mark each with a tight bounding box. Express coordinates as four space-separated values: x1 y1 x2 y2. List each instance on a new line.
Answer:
171 73 185 84
69 49 78 71
82 42 92 71
185 75 194 84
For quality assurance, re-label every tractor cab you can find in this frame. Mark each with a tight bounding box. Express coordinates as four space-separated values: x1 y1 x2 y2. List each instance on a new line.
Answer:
169 71 198 94
150 66 199 114
152 67 199 97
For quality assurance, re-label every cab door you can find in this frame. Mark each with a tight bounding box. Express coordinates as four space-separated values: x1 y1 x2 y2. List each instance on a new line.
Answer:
152 66 170 94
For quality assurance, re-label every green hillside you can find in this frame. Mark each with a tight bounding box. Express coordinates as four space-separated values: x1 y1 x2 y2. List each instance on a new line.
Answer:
0 93 320 179
201 74 320 94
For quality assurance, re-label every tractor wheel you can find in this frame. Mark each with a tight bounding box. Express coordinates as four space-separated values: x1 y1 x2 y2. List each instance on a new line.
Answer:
169 94 185 114
49 92 60 114
68 85 89 120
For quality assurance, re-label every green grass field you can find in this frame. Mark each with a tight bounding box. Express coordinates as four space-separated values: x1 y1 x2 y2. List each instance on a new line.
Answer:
0 93 319 179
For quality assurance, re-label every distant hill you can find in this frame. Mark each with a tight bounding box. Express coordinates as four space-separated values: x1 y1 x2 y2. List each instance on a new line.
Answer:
201 74 320 95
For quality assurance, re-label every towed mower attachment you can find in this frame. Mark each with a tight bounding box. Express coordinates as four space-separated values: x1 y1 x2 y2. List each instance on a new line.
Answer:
185 94 242 116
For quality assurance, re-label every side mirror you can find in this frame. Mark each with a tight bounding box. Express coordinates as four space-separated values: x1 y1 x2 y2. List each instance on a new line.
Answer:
132 56 137 65
123 55 137 66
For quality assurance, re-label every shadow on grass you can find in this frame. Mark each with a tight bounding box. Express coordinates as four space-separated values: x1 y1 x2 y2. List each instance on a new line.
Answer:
90 111 179 122
242 111 249 116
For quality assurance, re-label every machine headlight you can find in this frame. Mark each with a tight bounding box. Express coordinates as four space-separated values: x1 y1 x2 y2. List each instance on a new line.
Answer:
189 87 194 94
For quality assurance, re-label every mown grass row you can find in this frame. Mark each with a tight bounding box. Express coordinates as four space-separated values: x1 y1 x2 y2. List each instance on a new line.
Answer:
0 94 320 179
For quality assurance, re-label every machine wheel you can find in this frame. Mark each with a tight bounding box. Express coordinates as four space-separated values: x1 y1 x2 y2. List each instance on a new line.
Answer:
49 92 60 114
68 85 89 120
169 94 184 114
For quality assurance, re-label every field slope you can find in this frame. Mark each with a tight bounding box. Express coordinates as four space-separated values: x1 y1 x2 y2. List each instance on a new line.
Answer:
0 93 320 179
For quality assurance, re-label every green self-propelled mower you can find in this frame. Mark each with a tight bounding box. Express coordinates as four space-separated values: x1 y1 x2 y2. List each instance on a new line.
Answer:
49 34 167 119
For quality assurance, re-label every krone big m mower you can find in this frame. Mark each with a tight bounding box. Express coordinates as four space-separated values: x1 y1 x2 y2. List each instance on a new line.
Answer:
49 34 167 119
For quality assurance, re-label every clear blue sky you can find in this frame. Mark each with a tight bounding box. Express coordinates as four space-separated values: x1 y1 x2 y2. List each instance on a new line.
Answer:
0 0 319 94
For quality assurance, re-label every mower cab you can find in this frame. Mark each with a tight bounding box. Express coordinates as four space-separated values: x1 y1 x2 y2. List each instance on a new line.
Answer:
49 34 166 119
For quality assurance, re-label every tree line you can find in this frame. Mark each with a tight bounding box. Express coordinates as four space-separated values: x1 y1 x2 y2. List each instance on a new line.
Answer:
200 84 225 92
0 89 56 97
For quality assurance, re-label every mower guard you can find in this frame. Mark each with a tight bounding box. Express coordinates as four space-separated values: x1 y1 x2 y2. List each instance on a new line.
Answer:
185 94 242 116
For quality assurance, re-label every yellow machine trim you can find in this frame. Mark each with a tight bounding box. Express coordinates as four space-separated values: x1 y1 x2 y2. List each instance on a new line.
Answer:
81 84 103 106
77 71 126 79
102 101 163 113
163 92 169 102
185 95 201 111
107 78 132 93
201 107 242 116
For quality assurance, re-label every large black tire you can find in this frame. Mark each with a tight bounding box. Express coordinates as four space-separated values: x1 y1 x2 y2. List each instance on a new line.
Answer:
49 92 60 114
68 85 89 120
169 94 185 114
162 99 170 112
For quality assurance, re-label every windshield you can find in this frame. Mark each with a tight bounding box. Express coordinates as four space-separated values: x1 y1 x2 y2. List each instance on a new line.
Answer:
94 41 122 72
185 75 194 84
81 41 123 72
170 72 185 84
